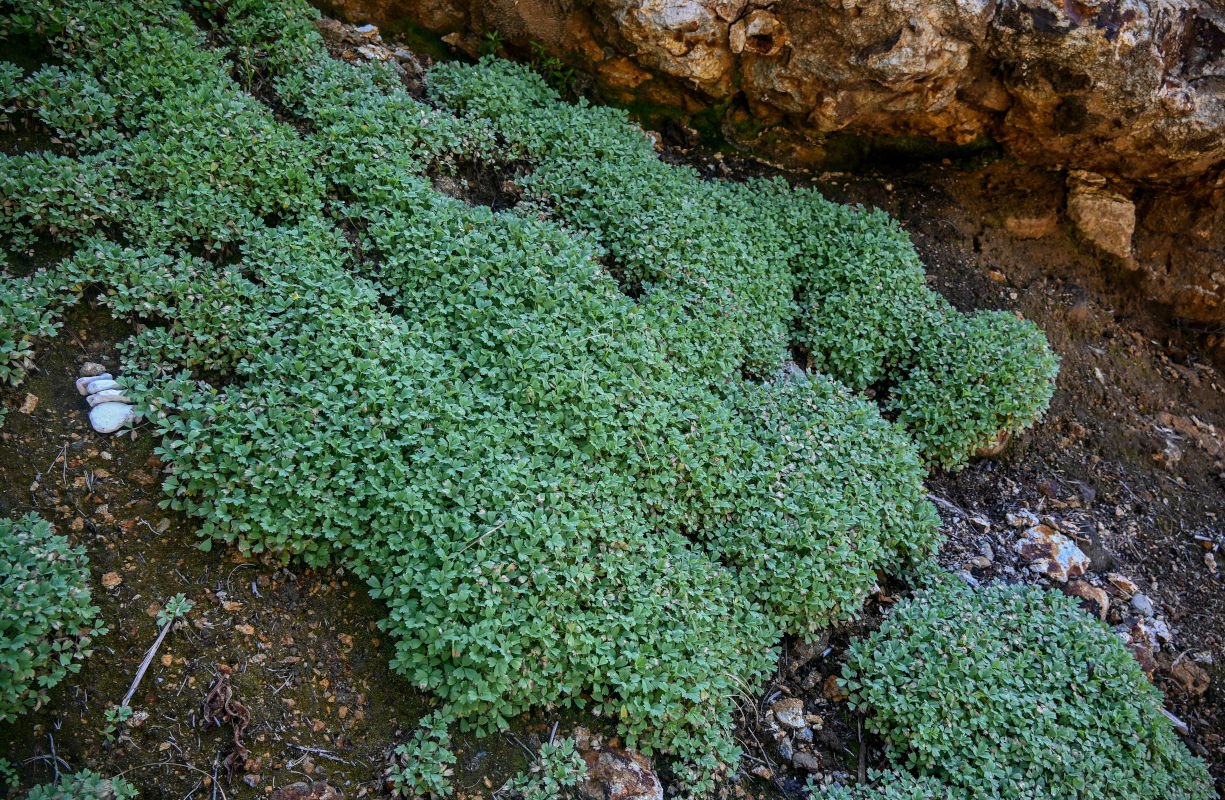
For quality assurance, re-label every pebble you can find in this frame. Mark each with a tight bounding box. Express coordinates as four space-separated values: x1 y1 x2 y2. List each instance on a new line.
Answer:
79 362 107 377
1169 658 1211 696
1013 524 1089 582
778 740 794 761
955 569 979 586
794 726 813 743
578 746 663 800
89 402 134 434
1007 510 1039 528
77 373 112 395
1130 593 1155 616
1107 573 1140 597
87 389 134 407
791 752 821 772
1061 580 1109 620
770 697 807 730
967 556 992 569
1148 616 1172 644
85 378 120 394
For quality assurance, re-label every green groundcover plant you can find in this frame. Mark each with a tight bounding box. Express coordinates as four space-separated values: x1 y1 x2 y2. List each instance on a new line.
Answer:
811 770 966 800
839 582 1213 800
0 0 1060 785
25 770 137 800
0 513 106 723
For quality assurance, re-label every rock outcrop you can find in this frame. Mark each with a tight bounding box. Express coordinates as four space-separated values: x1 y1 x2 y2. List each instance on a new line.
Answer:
315 0 1225 324
317 0 1225 181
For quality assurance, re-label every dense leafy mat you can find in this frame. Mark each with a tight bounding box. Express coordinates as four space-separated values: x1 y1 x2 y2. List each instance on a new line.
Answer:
0 513 104 723
839 583 1213 799
1 0 1060 786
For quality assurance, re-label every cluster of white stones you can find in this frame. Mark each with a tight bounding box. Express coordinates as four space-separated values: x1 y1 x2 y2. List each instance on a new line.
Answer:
76 362 134 433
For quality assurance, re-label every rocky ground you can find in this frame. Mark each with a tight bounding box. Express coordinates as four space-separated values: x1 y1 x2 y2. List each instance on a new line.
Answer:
3 23 1224 800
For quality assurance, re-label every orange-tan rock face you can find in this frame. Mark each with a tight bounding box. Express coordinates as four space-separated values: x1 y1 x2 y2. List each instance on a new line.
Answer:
318 0 1225 181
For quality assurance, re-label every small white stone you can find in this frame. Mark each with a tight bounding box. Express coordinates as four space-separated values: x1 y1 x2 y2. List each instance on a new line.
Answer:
87 389 134 407
79 362 107 377
86 378 121 394
771 697 806 730
1006 510 1039 528
89 402 134 434
77 373 112 395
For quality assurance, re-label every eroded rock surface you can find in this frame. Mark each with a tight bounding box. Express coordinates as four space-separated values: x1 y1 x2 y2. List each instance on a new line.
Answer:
317 0 1225 180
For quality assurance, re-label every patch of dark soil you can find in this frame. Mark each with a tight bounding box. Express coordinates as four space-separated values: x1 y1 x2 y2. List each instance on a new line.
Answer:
428 158 529 211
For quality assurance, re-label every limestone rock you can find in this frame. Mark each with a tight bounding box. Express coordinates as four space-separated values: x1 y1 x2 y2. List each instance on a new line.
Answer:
1067 171 1136 261
791 751 821 772
606 0 735 95
1061 580 1109 620
770 697 806 730
1168 658 1211 696
1013 524 1089 582
89 402 134 434
577 746 663 800
1107 572 1140 597
328 0 1225 181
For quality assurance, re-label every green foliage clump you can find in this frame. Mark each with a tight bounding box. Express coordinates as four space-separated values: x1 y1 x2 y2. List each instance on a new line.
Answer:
500 738 588 800
20 65 117 140
25 770 137 800
0 151 123 248
886 309 1060 468
705 375 939 631
0 513 106 723
429 57 796 380
0 61 21 123
840 582 1214 800
426 58 1058 463
769 186 939 391
811 770 965 800
387 711 457 799
0 265 74 387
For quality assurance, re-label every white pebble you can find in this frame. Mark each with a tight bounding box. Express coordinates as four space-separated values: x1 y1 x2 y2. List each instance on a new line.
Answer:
86 378 121 394
87 389 134 407
76 373 112 395
89 402 134 434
